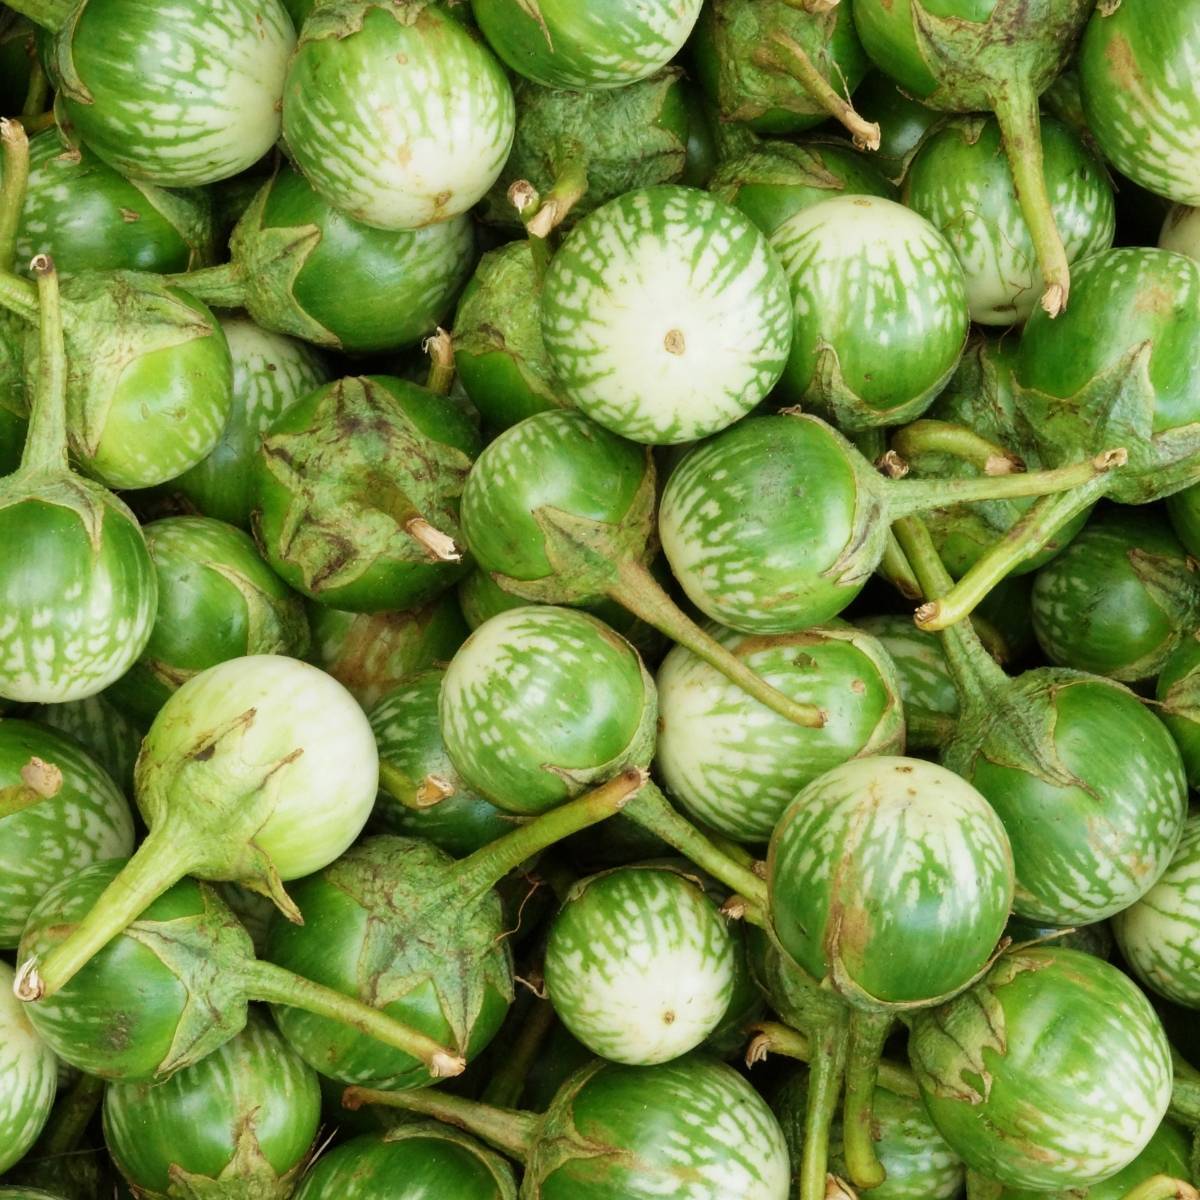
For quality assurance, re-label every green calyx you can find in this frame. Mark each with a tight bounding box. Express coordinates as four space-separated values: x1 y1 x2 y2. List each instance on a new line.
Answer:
253 375 474 613
0 0 74 33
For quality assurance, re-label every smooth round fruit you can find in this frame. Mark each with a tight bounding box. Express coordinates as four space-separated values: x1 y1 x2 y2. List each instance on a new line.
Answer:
768 756 1013 1007
770 194 968 429
656 623 905 842
0 961 56 1174
541 185 792 444
910 947 1172 1190
544 866 736 1065
1156 632 1200 788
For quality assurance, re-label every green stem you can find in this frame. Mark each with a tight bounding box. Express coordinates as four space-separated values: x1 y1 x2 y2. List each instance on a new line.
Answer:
1170 1065 1200 1126
526 154 589 240
508 180 553 281
991 82 1070 317
241 958 465 1078
481 998 557 1109
341 1085 538 1161
799 1014 850 1200
891 517 1009 717
756 31 880 151
447 769 646 902
841 1010 893 1190
0 262 44 321
424 327 455 396
0 119 30 272
377 759 457 810
19 253 70 475
626 781 768 916
905 711 957 750
167 261 246 308
890 420 1023 476
913 472 1113 631
15 824 194 1001
1117 1179 1200 1200
0 0 73 31
610 558 826 729
885 448 1124 519
878 530 923 600
31 1071 104 1157
0 755 62 817
21 59 49 118
16 110 54 135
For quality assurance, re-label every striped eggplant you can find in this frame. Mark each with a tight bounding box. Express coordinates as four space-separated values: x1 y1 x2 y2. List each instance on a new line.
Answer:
900 335 1090 579
460 409 824 726
167 317 328 530
692 0 874 144
997 1123 1195 1199
852 72 941 185
909 947 1172 1190
853 615 959 750
541 185 792 445
708 138 896 239
658 412 1122 635
102 1016 322 1199
18 864 462 1083
349 1054 791 1200
254 373 478 614
894 516 1189 927
544 865 736 1065
478 70 693 232
1113 812 1200 1009
1157 634 1200 788
1162 206 1200 260
282 2 515 231
174 166 475 352
14 654 378 1001
0 718 133 947
6 131 214 276
904 115 1115 325
452 241 563 432
852 0 1094 315
0 960 56 1174
0 257 156 703
369 669 521 856
307 592 469 711
471 0 702 91
769 756 1013 1009
655 622 905 843
773 1069 965 1200
294 1125 516 1200
438 604 776 907
769 194 968 429
1030 506 1200 683
31 692 141 791
5 0 293 186
1079 1 1200 206
264 777 641 1090
104 516 310 726
0 263 233 490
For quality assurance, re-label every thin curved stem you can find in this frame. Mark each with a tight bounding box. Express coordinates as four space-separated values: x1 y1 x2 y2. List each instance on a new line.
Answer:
0 118 30 271
29 1071 103 1157
842 1010 893 1190
756 32 880 151
799 1014 850 1200
423 327 455 396
341 1085 538 1161
992 82 1070 316
878 530 923 599
890 420 1023 476
508 180 554 282
19 252 69 474
167 261 246 308
527 153 588 240
912 471 1113 631
611 559 826 729
626 781 768 917
20 59 48 118
481 998 557 1109
242 959 465 1079
1117 1179 1199 1200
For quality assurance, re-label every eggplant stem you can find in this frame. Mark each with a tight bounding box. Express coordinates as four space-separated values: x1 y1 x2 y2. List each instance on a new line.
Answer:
242 959 465 1079
991 82 1071 317
910 463 1119 632
841 1010 893 1190
878 530 923 599
15 824 194 1000
889 420 1024 476
167 261 246 309
20 59 48 118
1118 1178 1200 1200
0 118 30 271
28 1070 104 1157
756 32 880 151
508 180 553 281
18 253 70 475
481 997 557 1109
610 558 826 729
0 0 75 31
405 516 462 563
0 756 63 817
423 326 455 396
341 1084 539 1160
799 1014 850 1200
447 768 647 902
527 156 588 239
626 781 769 914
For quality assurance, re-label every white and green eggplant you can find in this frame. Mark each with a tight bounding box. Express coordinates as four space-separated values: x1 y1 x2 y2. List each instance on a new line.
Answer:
655 622 905 843
541 184 792 444
769 194 969 429
0 961 56 1175
282 1 515 231
544 865 736 1066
